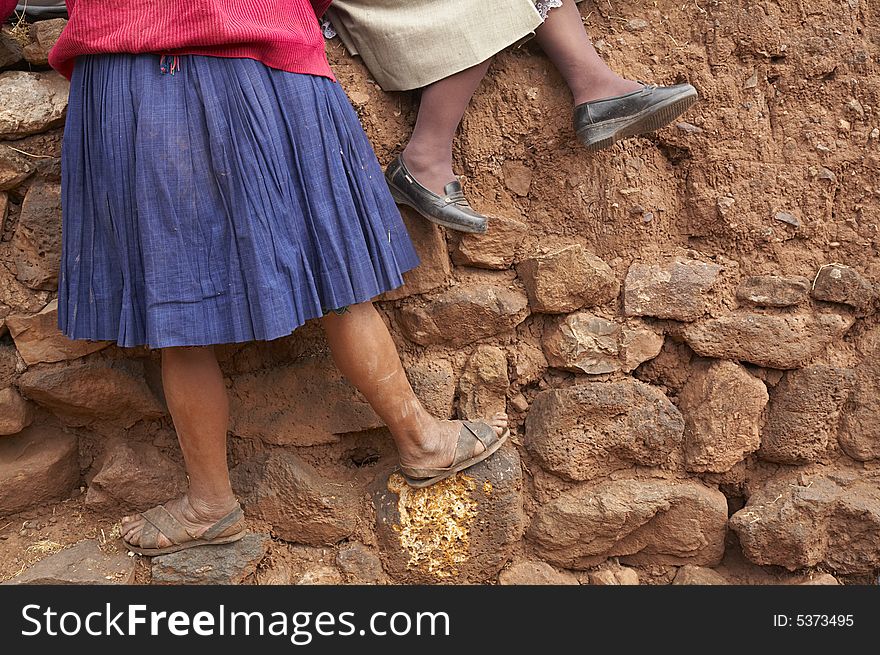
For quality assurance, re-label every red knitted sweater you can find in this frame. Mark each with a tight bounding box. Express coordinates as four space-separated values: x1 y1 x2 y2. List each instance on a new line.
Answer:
7 1 334 80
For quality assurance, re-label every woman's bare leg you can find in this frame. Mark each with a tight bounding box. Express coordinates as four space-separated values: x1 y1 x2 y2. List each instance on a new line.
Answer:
321 303 507 469
400 59 492 196
121 346 238 548
534 0 641 105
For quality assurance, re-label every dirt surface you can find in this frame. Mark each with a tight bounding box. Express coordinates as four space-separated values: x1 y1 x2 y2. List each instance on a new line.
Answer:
1 0 879 585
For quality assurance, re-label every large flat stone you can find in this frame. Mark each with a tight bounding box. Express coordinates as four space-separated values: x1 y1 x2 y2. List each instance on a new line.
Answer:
373 444 524 583
0 71 69 140
17 359 165 428
678 360 768 472
231 450 358 546
85 441 187 514
229 353 382 446
527 478 728 569
397 278 529 347
682 310 854 369
11 179 62 290
0 425 79 514
730 470 880 574
525 379 684 482
517 244 619 314
6 299 110 365
759 365 855 464
151 533 270 585
624 259 722 321
4 540 135 585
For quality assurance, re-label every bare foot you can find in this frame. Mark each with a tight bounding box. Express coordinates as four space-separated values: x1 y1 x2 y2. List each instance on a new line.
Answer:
398 412 508 471
120 494 239 550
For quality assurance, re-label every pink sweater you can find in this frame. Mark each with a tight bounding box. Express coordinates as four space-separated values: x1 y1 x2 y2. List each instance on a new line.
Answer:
1 1 16 21
36 1 334 80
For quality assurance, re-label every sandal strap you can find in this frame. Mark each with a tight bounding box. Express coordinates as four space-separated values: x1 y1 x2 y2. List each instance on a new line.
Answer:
462 421 500 449
202 505 245 540
141 505 193 546
138 519 162 550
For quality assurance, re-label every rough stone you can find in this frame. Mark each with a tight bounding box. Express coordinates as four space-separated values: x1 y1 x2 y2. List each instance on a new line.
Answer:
85 441 187 514
451 213 527 270
4 540 135 585
231 450 358 546
799 573 840 585
336 542 387 584
0 343 18 387
296 566 344 585
839 327 880 461
0 425 79 514
0 71 70 140
151 533 270 585
0 143 36 191
730 470 880 574
671 565 729 585
397 280 529 347
18 360 165 428
525 379 684 482
517 244 619 313
0 27 23 69
528 478 728 569
22 19 67 67
542 311 662 375
623 259 722 321
589 567 640 585
0 263 46 318
736 275 811 307
502 160 532 196
230 354 382 446
811 263 875 314
405 357 456 419
633 338 695 393
682 311 854 369
678 360 768 473
380 207 450 301
457 345 508 420
11 179 62 289
0 386 33 435
6 299 110 365
759 366 855 464
498 561 579 585
373 444 524 583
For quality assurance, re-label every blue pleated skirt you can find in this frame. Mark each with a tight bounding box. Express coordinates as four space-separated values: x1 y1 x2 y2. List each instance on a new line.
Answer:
58 54 419 349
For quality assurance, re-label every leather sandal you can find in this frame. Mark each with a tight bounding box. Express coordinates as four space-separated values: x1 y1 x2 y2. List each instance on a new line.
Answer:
123 502 246 556
574 82 698 151
385 156 488 234
399 421 510 488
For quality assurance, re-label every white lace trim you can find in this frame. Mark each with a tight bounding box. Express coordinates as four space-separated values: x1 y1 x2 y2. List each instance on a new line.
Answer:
535 0 563 20
320 1 561 41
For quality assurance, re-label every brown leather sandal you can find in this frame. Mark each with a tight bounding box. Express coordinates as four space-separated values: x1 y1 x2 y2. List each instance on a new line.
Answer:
123 503 246 556
399 421 510 488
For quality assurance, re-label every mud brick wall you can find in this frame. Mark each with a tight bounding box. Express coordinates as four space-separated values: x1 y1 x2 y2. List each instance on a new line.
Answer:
1 1 878 585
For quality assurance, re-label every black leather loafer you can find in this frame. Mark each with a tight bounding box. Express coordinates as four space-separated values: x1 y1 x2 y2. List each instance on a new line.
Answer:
385 156 488 234
574 82 698 151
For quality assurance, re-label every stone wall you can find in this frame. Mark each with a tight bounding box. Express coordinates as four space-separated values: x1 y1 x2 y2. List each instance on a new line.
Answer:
1 1 878 585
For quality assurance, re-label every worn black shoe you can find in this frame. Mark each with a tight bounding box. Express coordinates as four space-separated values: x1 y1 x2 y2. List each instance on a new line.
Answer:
574 82 698 151
385 156 488 234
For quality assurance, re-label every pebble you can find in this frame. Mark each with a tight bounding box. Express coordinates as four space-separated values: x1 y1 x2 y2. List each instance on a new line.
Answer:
774 211 801 228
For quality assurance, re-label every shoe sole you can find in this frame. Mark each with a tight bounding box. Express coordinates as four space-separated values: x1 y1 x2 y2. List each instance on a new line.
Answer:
577 88 699 152
388 184 488 235
124 529 247 557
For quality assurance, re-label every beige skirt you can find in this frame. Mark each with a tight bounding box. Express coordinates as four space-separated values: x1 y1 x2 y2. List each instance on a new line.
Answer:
326 0 547 91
